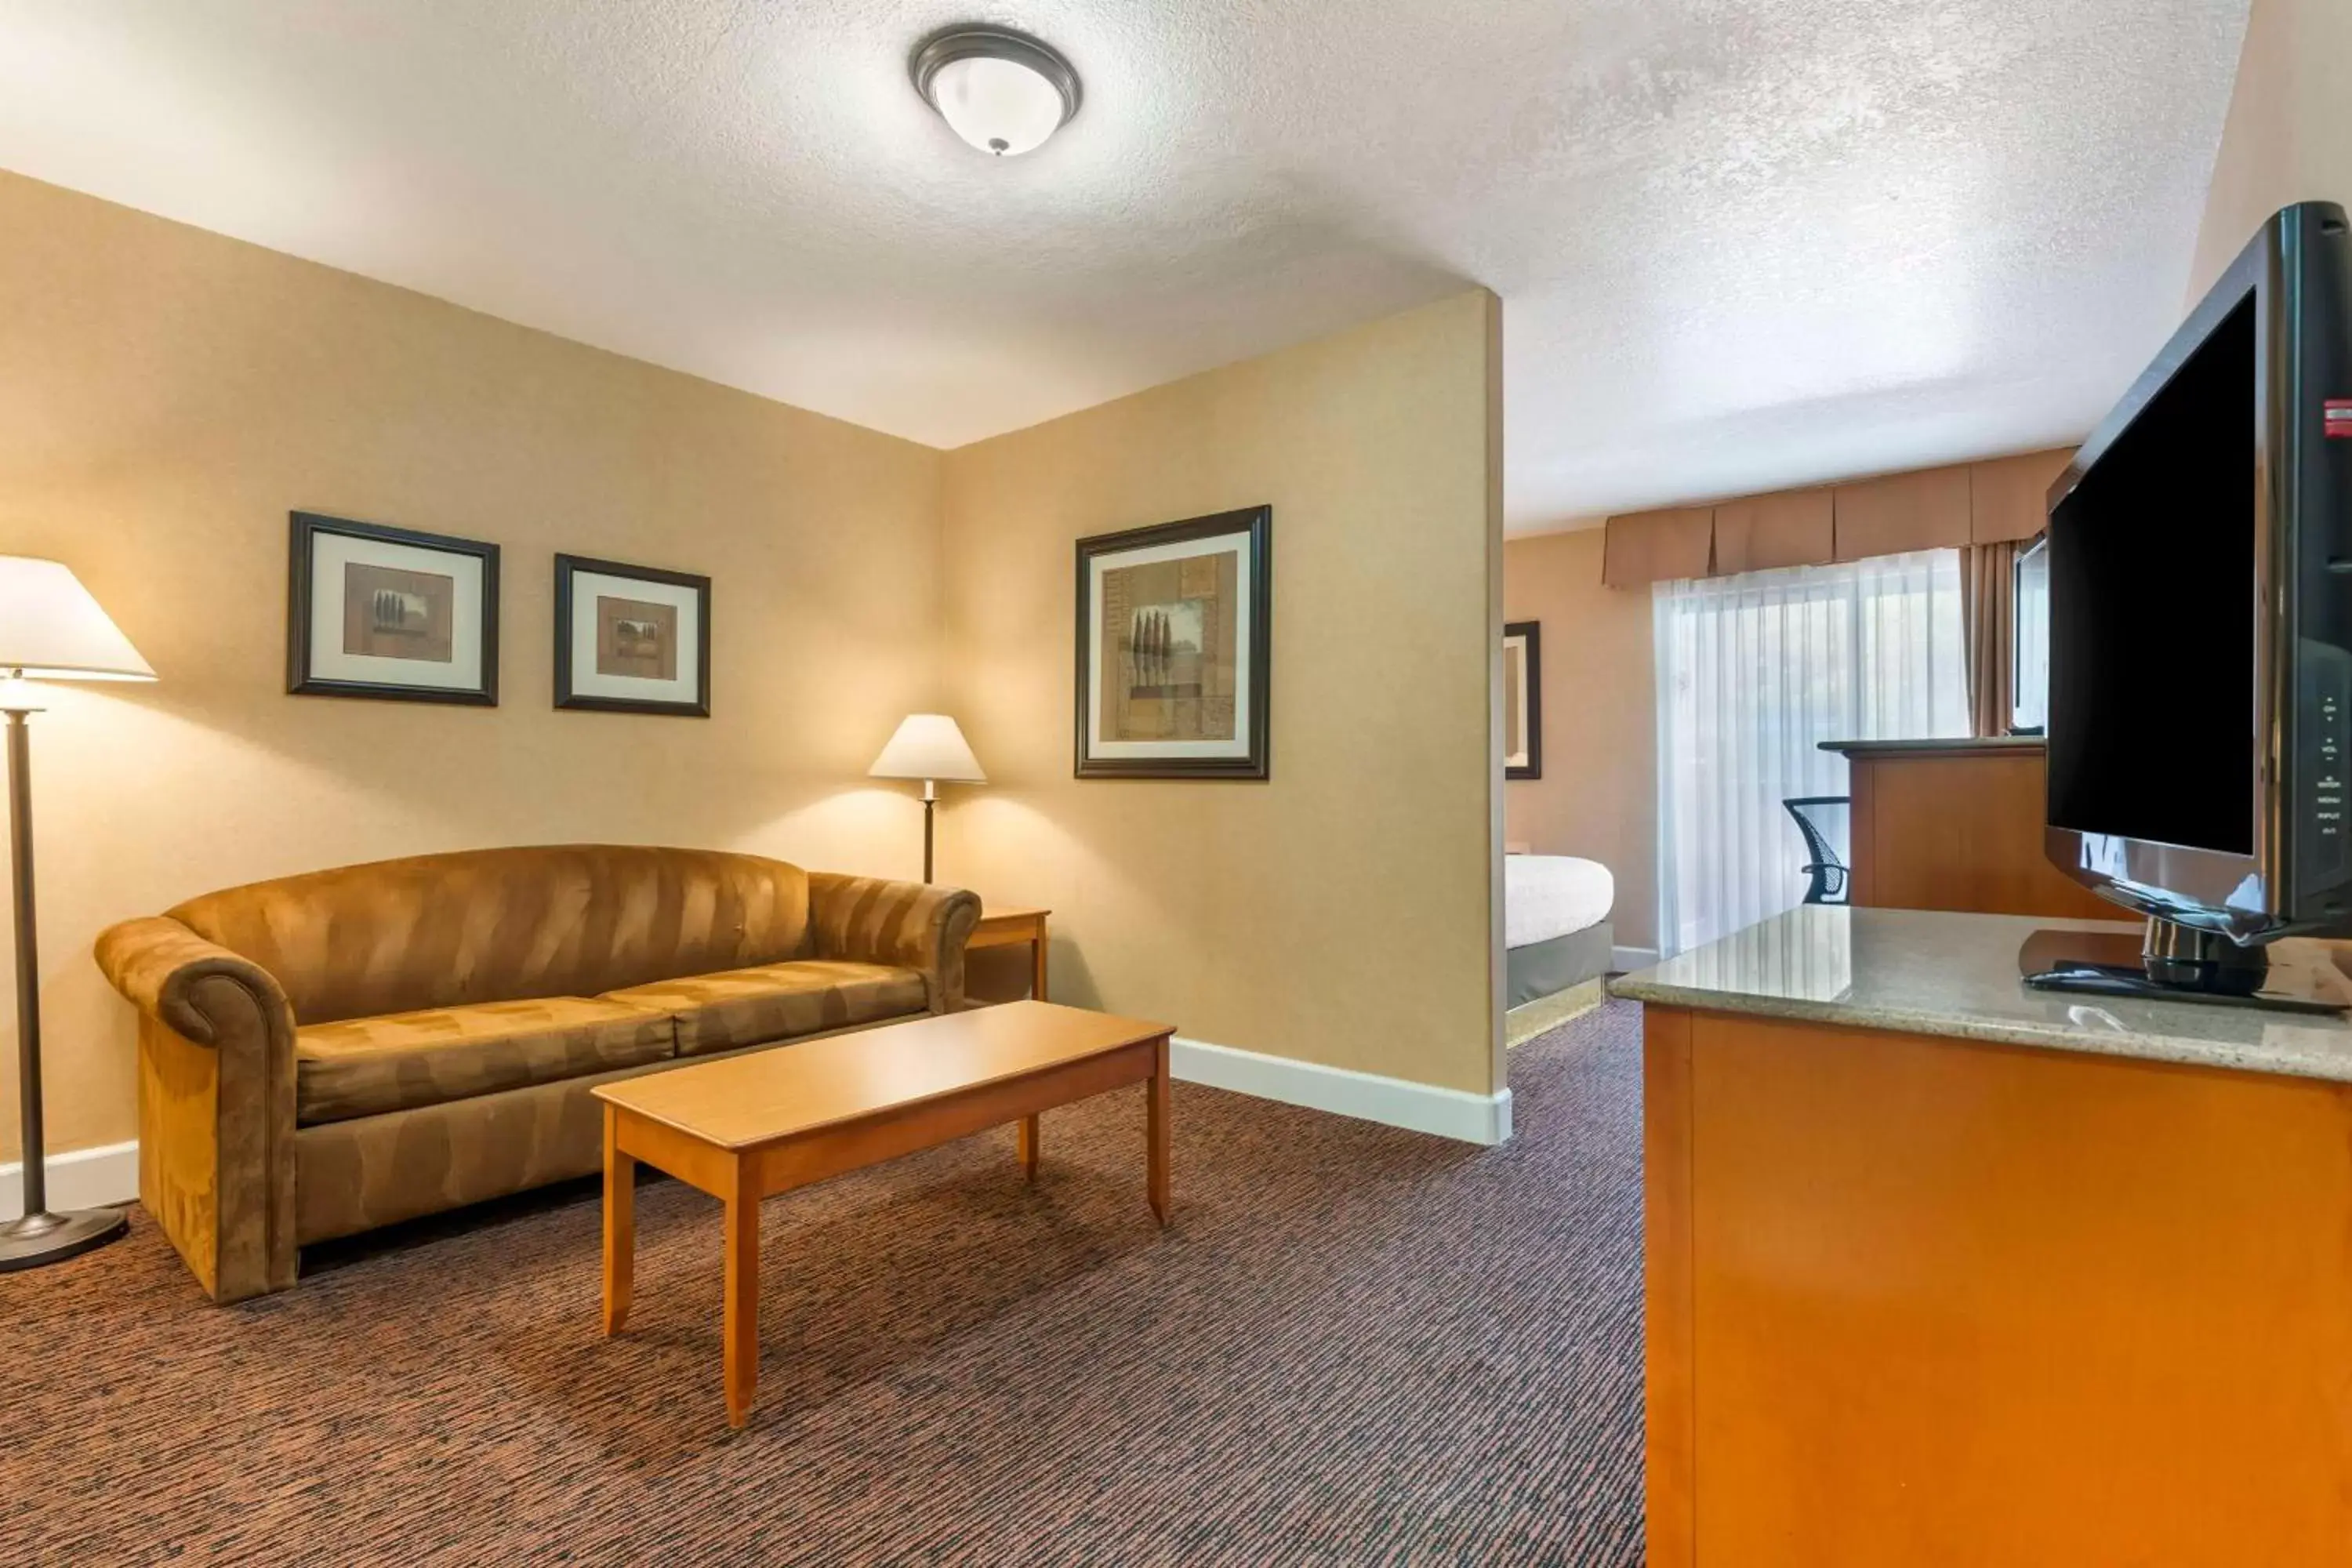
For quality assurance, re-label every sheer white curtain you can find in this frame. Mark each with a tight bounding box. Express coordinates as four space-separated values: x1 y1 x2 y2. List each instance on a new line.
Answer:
1653 549 1968 956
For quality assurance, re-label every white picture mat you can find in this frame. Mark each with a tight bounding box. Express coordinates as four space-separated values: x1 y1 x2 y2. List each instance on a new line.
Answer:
1087 529 1254 760
568 569 702 702
307 532 485 690
1503 634 1531 768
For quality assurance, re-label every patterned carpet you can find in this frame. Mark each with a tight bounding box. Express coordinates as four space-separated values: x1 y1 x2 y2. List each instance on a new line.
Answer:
2 1003 1645 1566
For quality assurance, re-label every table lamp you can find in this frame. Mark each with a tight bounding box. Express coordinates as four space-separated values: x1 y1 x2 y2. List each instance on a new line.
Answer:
869 713 985 883
0 557 155 1271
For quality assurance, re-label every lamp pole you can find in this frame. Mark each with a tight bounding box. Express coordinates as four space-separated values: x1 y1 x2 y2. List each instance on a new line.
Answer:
921 778 937 884
9 702 42 1220
0 677 129 1268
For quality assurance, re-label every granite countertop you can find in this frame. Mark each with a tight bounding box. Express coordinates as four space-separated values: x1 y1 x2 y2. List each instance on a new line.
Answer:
1817 735 2046 754
1608 906 2352 1084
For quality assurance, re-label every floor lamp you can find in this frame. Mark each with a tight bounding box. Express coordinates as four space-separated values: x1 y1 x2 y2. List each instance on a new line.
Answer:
0 557 155 1272
869 714 986 883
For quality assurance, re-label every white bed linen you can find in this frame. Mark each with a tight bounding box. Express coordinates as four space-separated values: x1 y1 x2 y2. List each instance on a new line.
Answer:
1504 855 1615 949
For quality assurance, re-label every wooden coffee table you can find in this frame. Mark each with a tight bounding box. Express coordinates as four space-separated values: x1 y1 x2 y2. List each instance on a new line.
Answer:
592 999 1174 1427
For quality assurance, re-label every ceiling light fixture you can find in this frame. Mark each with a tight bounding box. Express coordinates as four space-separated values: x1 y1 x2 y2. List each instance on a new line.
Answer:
909 25 1081 158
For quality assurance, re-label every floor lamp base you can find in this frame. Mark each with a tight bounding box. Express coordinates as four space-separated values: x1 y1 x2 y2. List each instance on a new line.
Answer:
0 1204 128 1272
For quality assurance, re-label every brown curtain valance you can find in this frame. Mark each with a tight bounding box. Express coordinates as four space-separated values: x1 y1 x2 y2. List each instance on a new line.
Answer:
1832 466 1972 561
1596 447 2075 589
1712 488 1834 575
1968 449 2074 543
1602 506 1713 587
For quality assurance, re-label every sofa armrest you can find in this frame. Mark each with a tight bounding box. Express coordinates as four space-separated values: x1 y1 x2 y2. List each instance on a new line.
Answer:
95 915 294 1047
93 916 299 1302
806 874 983 1014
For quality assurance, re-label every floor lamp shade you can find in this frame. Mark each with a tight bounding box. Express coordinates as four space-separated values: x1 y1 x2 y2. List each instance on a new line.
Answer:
0 557 157 681
0 556 154 1272
869 715 985 884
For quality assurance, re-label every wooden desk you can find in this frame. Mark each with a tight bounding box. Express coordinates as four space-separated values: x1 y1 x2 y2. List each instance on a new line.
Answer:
970 906 1051 1000
1825 737 2114 920
593 1000 1171 1427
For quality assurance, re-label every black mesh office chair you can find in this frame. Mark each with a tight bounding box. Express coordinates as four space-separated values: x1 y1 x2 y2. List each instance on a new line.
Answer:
1782 796 1852 906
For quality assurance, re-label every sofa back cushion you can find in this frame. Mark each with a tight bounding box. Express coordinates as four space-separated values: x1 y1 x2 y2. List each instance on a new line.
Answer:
169 844 813 1025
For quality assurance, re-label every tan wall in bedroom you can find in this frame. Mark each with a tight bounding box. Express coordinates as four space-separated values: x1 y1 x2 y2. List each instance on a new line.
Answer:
0 171 946 1162
938 292 1504 1097
2189 0 2352 299
1503 528 1657 953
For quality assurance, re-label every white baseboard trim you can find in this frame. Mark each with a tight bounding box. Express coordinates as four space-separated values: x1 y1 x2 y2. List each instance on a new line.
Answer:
1171 1037 1512 1145
0 1045 1526 1210
1611 945 1660 974
0 1048 1519 1214
0 1138 139 1221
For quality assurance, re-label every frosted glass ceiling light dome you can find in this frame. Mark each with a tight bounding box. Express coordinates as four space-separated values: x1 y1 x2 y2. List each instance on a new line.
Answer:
911 27 1080 157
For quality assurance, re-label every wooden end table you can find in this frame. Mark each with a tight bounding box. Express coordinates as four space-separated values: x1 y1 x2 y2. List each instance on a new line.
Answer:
969 905 1050 1000
592 998 1172 1428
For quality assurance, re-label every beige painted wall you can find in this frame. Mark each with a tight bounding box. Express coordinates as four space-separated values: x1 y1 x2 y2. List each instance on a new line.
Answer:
937 292 1504 1097
2189 0 2352 299
0 172 947 1161
1502 528 1657 952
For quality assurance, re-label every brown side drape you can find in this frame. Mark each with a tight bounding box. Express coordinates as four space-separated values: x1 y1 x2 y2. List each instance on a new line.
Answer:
1960 540 2019 737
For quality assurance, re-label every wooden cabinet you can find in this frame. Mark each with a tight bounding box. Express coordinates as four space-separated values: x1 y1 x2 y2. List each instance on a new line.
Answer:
1828 738 2116 921
1644 1004 2352 1566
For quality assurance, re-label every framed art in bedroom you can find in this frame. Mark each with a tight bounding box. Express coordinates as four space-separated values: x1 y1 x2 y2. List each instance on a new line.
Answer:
1504 620 1542 779
1074 506 1271 779
554 554 712 717
286 511 500 705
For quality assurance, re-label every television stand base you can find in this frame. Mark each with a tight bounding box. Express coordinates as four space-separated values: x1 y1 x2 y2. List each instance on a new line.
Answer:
2020 919 2348 1016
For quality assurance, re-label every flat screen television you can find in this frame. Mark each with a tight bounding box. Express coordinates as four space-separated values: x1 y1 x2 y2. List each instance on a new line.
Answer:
2038 201 2352 1000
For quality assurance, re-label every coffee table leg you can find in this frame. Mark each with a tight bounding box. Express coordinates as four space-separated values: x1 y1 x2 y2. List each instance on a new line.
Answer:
724 1156 760 1428
1017 1113 1040 1181
603 1105 633 1336
1147 1034 1171 1227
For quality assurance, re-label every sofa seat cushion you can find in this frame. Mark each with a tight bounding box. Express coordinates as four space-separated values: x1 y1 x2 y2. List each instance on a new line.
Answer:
295 996 677 1125
602 959 928 1057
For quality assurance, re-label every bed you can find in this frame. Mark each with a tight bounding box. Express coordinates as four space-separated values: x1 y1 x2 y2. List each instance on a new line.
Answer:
1504 855 1615 1039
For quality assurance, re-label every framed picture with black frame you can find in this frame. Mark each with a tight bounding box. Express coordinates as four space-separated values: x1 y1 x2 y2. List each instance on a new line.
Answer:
1504 620 1542 780
1074 505 1272 779
554 554 711 717
286 510 500 705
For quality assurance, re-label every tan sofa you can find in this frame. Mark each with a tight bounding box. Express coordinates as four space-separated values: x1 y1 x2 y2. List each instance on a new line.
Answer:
93 844 980 1302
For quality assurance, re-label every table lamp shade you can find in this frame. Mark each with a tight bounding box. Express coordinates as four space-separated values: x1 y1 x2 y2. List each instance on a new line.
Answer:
0 557 154 681
869 713 985 783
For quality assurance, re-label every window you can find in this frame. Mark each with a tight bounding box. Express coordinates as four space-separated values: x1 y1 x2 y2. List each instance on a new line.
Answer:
2012 535 2050 733
1653 549 1969 956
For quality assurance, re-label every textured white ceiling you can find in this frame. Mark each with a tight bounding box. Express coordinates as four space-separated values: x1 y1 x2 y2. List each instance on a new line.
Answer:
0 1 2249 533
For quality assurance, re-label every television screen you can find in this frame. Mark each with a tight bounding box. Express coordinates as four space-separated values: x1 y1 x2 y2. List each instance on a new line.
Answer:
2046 292 2257 857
